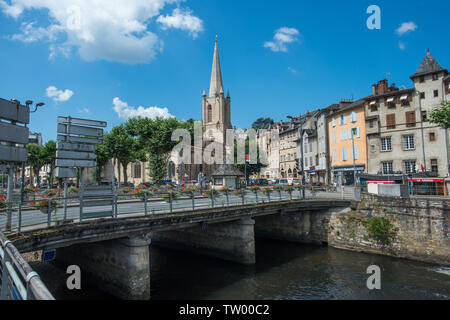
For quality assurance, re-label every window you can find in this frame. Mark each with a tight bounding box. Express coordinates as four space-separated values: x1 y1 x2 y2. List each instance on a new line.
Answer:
333 149 337 162
369 119 375 128
332 117 336 127
333 132 337 143
403 135 415 150
207 105 212 123
429 132 436 142
352 146 359 160
309 143 312 152
431 159 438 174
339 114 346 125
341 148 348 161
404 160 416 174
386 114 396 129
406 111 416 127
382 162 393 175
133 163 142 179
371 145 376 152
341 129 347 141
420 92 425 99
387 102 396 109
350 127 360 138
401 98 410 107
370 105 378 112
381 137 392 152
422 111 427 122
304 143 308 153
310 156 313 166
419 76 425 83
434 90 439 98
305 157 308 167
432 73 438 81
350 111 357 122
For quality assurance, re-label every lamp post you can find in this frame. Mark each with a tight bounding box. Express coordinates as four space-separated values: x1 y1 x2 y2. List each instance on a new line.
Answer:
288 115 305 199
417 91 427 172
351 128 357 187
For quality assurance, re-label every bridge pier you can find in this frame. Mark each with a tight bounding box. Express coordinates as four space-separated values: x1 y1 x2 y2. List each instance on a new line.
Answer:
255 210 331 244
152 218 256 265
56 234 151 300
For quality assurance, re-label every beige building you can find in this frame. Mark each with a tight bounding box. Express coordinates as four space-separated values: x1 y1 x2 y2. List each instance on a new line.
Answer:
364 52 450 179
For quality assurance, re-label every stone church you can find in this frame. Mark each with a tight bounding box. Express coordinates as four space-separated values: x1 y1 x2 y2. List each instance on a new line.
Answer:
106 38 233 186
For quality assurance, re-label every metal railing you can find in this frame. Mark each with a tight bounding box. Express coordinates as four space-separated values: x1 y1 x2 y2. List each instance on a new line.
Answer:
0 231 54 300
0 187 359 234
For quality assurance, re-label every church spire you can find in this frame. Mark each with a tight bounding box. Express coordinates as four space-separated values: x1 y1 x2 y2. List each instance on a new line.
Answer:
209 36 224 97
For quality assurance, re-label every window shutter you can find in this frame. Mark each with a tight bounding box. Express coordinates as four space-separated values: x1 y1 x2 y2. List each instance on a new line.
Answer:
332 117 336 127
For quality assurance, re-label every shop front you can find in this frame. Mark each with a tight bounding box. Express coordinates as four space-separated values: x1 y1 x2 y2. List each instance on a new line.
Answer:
408 177 447 196
332 165 365 186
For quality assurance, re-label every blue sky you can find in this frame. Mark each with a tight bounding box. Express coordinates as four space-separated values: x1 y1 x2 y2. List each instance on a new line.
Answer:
0 0 449 143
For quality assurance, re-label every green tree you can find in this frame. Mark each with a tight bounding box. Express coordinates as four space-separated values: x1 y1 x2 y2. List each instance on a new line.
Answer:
93 138 111 185
41 140 56 187
103 125 146 186
125 117 195 184
252 117 274 130
26 144 45 186
429 101 450 129
234 137 266 181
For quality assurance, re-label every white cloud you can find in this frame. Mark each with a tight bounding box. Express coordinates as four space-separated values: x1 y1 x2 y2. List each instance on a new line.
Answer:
1 0 202 64
78 107 90 114
398 41 406 50
287 66 297 74
264 27 300 52
157 8 203 38
46 86 74 102
113 97 173 120
395 22 418 36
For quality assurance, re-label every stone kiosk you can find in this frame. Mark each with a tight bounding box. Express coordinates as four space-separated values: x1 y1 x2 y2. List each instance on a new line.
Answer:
212 164 244 189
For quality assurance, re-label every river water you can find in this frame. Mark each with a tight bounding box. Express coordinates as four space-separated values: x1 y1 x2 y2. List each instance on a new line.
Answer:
30 238 450 300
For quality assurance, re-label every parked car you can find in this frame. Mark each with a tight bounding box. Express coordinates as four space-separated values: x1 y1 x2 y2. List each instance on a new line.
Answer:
273 179 290 186
255 179 269 186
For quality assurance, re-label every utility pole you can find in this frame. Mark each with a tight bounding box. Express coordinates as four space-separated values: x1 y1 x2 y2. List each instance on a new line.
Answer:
351 128 357 187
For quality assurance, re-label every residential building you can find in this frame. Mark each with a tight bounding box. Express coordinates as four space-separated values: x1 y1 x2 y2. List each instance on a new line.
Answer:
328 100 367 186
364 51 450 179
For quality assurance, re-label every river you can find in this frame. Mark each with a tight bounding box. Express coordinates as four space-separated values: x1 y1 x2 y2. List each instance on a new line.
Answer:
30 238 450 300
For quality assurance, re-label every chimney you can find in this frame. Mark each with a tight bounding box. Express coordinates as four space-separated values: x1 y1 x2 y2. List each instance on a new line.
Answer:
378 79 388 94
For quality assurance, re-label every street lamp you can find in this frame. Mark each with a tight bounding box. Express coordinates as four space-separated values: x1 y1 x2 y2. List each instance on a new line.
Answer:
30 102 45 113
287 115 306 199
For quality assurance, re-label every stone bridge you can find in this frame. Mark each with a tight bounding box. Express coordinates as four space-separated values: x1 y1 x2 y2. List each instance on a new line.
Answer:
8 199 352 300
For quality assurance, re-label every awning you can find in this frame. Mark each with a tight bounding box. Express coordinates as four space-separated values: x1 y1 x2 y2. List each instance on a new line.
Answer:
400 95 409 100
408 177 444 183
386 97 394 103
367 181 395 185
366 115 378 121
370 101 376 105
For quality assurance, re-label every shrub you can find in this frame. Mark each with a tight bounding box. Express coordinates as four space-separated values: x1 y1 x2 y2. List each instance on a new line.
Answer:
362 217 399 247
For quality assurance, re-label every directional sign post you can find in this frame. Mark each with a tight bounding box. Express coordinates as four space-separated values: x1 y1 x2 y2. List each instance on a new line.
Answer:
55 116 107 221
0 98 30 231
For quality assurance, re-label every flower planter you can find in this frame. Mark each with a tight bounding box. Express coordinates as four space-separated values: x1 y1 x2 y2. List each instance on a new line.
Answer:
39 207 55 214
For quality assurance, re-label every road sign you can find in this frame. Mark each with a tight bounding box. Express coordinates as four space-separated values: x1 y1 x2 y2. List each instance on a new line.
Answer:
56 159 96 168
57 135 102 145
0 122 29 144
0 144 27 162
56 150 96 160
56 142 96 152
42 248 56 262
57 123 103 137
57 116 107 128
55 167 77 178
0 98 30 124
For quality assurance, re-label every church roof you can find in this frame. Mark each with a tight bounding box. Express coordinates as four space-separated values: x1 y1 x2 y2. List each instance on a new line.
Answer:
410 51 448 79
209 38 224 97
212 164 244 177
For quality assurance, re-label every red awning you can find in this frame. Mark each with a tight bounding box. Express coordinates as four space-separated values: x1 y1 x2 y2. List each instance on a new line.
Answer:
408 177 444 183
367 181 395 185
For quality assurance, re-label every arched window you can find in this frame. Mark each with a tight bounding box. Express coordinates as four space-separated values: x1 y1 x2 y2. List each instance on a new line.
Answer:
207 105 212 123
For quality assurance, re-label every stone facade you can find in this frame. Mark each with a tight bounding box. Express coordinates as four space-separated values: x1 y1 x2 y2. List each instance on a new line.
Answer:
365 52 450 178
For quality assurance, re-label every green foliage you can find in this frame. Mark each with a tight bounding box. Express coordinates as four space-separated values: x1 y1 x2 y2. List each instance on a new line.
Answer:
26 144 45 186
41 140 57 186
429 101 450 129
362 217 399 247
125 117 196 184
252 117 274 130
94 140 111 184
102 124 146 186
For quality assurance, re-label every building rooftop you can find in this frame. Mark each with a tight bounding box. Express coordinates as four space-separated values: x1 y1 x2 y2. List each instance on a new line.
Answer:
410 51 448 79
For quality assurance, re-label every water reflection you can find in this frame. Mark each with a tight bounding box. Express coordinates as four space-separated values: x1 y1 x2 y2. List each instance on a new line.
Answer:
30 238 450 300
